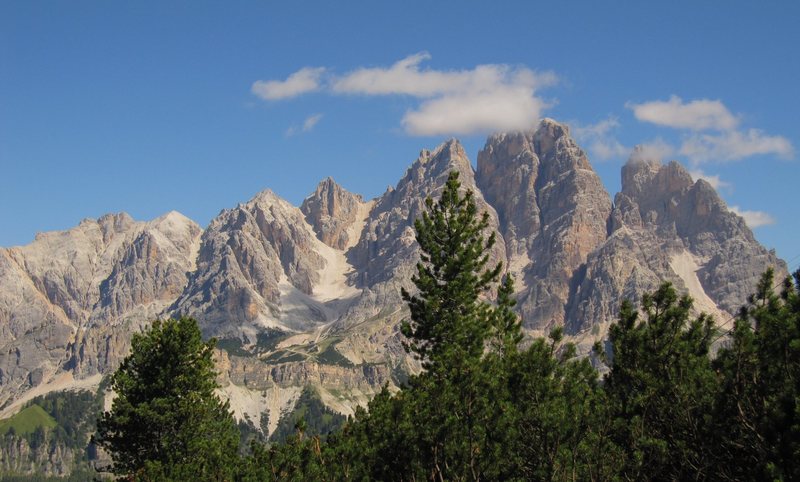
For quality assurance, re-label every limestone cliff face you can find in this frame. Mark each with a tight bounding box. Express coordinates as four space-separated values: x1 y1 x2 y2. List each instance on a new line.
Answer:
566 152 786 340
477 119 612 331
0 434 78 476
331 139 505 369
170 189 335 340
349 138 505 290
301 177 367 250
0 211 201 408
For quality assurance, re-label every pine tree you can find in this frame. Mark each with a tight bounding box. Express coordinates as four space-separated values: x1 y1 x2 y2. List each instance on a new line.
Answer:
396 170 521 480
712 268 800 480
598 283 717 480
95 317 240 481
400 170 502 374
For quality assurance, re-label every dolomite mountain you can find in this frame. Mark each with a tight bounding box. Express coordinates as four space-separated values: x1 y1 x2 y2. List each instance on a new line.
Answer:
0 119 787 439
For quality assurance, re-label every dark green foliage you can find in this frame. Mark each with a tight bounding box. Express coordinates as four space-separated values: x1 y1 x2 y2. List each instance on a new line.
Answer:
315 342 355 367
508 331 621 481
599 283 718 480
29 389 100 450
216 337 254 357
270 387 346 443
711 268 800 480
400 170 502 373
95 317 240 481
255 329 290 352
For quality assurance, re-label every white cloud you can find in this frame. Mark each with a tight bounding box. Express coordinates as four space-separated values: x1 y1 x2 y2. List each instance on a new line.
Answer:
572 117 619 139
588 139 630 161
627 95 739 131
402 86 549 136
688 169 730 191
729 205 776 228
680 129 794 163
285 113 324 137
252 67 325 100
302 113 323 132
571 118 629 161
254 53 557 136
333 53 557 136
629 138 675 162
627 95 794 165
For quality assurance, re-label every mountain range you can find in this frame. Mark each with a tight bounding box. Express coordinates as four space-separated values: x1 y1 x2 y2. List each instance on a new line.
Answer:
0 118 786 443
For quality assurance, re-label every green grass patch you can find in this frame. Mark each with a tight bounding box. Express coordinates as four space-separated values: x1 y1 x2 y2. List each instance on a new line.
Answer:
0 405 57 436
316 342 354 367
255 329 290 353
216 338 253 357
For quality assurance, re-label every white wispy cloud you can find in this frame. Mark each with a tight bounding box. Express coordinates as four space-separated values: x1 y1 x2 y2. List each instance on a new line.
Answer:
252 67 325 100
627 95 794 165
629 138 675 162
571 117 630 161
572 117 620 139
729 205 776 228
627 95 739 131
302 113 323 132
285 113 324 137
680 129 794 163
253 53 557 136
688 169 731 191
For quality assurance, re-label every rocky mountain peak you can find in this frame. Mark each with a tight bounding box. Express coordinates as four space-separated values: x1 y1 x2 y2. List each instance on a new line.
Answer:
477 118 612 329
533 117 571 155
348 137 503 289
622 157 694 201
301 177 367 250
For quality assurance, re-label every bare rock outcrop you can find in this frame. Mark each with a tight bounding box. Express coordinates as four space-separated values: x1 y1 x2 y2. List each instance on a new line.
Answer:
170 190 328 340
566 152 786 339
477 119 612 331
301 177 367 250
0 211 201 408
0 119 788 468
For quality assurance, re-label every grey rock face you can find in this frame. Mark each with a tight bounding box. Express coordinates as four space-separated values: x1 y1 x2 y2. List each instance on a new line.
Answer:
170 190 328 340
349 139 505 291
301 177 366 250
0 211 201 408
477 119 612 331
567 153 786 337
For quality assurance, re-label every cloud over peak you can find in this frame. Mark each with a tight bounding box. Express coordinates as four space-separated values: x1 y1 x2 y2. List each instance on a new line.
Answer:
627 95 739 131
729 205 776 228
252 53 556 136
680 128 794 163
627 95 793 165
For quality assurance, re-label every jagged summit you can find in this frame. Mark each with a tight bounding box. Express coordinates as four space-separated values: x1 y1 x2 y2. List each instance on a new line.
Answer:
301 177 367 250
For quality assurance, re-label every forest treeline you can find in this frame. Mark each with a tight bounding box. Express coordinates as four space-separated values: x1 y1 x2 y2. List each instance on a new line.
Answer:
93 172 799 481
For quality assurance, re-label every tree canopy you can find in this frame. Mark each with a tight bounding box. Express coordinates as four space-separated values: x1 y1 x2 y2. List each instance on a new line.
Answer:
95 316 240 481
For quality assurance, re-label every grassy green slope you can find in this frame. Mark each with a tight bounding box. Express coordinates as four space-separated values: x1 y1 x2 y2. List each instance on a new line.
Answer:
0 405 57 436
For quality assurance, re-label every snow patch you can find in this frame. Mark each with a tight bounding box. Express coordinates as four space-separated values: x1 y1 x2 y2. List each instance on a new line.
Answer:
669 250 729 322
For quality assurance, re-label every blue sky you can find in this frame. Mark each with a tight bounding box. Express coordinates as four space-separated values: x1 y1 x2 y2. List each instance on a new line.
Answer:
2 1 798 265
